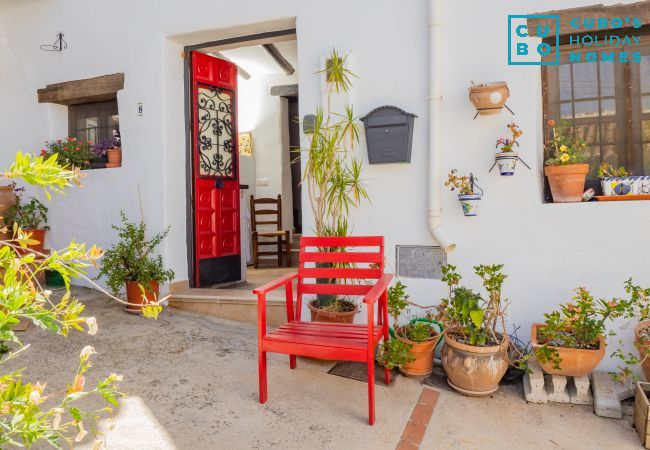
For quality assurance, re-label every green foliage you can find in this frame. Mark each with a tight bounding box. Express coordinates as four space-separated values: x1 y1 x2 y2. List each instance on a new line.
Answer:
42 137 93 170
0 152 124 448
544 119 587 166
438 264 508 346
318 49 357 93
387 281 409 326
97 212 174 296
377 338 414 370
598 162 630 178
4 194 49 230
398 322 436 343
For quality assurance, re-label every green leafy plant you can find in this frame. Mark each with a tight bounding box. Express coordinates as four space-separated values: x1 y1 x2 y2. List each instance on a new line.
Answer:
544 119 587 166
0 151 140 448
4 193 49 230
96 212 174 297
377 338 414 370
41 137 93 170
598 162 630 178
387 281 409 327
398 321 436 343
535 287 628 371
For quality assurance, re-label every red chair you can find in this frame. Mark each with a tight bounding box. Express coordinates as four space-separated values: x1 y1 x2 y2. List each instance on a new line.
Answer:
253 236 392 425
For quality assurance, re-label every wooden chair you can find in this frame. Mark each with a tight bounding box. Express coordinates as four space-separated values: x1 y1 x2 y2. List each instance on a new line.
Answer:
250 195 291 268
253 236 392 425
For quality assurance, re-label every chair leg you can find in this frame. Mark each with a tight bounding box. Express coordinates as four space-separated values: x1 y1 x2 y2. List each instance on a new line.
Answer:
277 236 282 266
285 231 291 267
367 358 375 425
259 351 268 404
253 234 259 269
289 355 296 369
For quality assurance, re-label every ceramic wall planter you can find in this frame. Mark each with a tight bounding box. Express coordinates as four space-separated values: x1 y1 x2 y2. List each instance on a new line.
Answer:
125 280 159 315
601 176 650 196
495 152 519 176
458 194 481 216
441 331 509 396
544 164 589 202
469 82 510 115
530 323 605 377
308 299 358 324
635 321 650 381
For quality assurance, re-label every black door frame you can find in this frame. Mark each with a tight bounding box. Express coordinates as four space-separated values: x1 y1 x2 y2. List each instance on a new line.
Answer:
183 28 297 287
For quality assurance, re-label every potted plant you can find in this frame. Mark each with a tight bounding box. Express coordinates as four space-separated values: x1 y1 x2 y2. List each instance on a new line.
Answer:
597 163 650 196
468 81 510 115
41 137 93 170
437 264 510 396
91 138 113 169
0 182 17 240
382 281 442 377
445 169 483 216
106 128 122 168
532 286 627 377
544 119 588 202
97 212 174 314
494 122 523 176
307 296 358 324
302 49 369 322
4 189 49 253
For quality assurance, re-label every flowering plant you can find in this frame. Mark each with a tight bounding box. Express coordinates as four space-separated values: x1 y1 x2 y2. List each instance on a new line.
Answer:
91 138 114 159
42 137 92 170
535 287 628 370
544 119 586 166
496 122 523 152
598 162 630 178
444 169 476 196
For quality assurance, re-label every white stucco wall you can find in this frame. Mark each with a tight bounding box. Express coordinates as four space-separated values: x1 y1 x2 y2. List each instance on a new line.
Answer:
0 0 648 371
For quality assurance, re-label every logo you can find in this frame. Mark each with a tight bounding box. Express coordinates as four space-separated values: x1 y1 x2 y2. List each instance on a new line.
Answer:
508 15 560 65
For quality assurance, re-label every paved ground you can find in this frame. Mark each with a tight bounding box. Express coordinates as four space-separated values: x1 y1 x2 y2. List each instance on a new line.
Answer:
6 287 643 449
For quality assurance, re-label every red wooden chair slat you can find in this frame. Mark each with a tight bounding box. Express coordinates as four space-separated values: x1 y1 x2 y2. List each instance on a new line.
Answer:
255 235 391 425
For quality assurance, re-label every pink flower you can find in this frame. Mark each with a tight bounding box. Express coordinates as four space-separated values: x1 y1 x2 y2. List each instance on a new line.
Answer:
70 137 77 142
76 147 80 151
569 315 579 322
56 139 62 144
608 300 618 308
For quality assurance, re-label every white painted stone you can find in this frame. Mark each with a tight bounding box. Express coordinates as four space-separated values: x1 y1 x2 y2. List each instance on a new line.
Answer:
591 371 623 419
545 375 570 403
568 376 593 405
523 360 547 403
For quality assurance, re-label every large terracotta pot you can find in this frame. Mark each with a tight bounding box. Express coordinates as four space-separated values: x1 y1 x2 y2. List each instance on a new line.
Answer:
531 323 605 377
635 321 650 381
125 281 159 315
396 327 442 377
0 185 16 217
24 228 46 253
469 82 510 115
441 331 509 396
106 148 122 168
308 300 358 324
544 164 589 203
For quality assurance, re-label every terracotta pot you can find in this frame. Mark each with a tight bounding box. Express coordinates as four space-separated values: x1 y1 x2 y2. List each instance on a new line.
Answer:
531 323 605 377
125 281 159 315
0 185 16 219
441 331 509 396
308 300 358 324
396 327 442 377
635 321 650 381
544 164 589 203
23 228 46 253
106 148 122 167
469 82 510 115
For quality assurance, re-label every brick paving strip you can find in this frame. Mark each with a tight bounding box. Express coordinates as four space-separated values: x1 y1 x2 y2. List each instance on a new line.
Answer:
396 387 440 449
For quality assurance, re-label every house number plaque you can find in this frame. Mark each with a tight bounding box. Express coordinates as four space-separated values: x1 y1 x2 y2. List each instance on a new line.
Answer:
396 245 446 279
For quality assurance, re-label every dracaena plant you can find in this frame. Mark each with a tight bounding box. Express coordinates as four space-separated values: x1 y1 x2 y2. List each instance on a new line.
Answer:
0 152 162 448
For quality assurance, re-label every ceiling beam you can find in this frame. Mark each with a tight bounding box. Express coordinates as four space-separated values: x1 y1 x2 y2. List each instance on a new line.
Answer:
262 43 295 76
212 52 251 80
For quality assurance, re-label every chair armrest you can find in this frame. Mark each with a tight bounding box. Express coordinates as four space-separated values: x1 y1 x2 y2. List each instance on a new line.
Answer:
253 272 298 295
363 273 393 304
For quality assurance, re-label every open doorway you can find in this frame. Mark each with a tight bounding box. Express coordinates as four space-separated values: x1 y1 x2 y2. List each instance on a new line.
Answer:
186 33 300 289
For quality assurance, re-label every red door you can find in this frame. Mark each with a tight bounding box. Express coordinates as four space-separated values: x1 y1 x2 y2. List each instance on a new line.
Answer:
191 51 240 287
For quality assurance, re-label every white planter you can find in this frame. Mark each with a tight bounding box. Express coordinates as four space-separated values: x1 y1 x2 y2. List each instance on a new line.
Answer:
495 151 519 176
458 194 481 216
601 176 650 196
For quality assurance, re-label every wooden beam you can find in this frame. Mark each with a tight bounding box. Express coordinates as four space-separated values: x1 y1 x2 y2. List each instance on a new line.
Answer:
37 73 124 106
270 84 298 97
213 52 251 80
262 44 295 75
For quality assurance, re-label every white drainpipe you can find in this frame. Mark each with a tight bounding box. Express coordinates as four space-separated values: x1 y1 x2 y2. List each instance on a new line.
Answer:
427 0 456 252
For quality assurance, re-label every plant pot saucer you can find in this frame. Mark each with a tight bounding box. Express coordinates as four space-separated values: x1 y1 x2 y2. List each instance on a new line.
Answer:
446 378 498 397
399 368 433 379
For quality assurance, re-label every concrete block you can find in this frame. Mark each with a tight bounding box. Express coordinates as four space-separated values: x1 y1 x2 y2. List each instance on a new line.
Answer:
568 376 593 405
545 375 570 403
591 371 622 419
523 360 547 403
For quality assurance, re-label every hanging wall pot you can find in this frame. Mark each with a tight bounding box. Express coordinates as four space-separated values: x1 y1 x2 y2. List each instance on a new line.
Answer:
445 170 484 217
495 152 519 176
469 81 510 116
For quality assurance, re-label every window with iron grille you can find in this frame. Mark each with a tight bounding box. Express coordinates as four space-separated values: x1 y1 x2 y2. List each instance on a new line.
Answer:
542 34 650 198
68 100 119 143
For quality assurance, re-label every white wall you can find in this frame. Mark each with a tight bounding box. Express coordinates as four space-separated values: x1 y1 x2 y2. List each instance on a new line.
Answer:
0 0 648 371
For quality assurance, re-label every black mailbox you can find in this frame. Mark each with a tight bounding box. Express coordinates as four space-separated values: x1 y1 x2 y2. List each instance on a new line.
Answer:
361 106 417 164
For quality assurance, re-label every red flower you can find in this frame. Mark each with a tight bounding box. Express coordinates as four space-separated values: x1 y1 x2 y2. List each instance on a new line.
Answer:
87 141 92 145
56 139 62 144
70 137 77 142
40 149 47 156
75 147 80 151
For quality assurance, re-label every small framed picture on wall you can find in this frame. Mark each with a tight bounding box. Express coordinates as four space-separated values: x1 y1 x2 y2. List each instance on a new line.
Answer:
239 132 253 156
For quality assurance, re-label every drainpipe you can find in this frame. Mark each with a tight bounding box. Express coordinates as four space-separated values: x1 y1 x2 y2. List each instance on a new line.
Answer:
427 0 456 252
